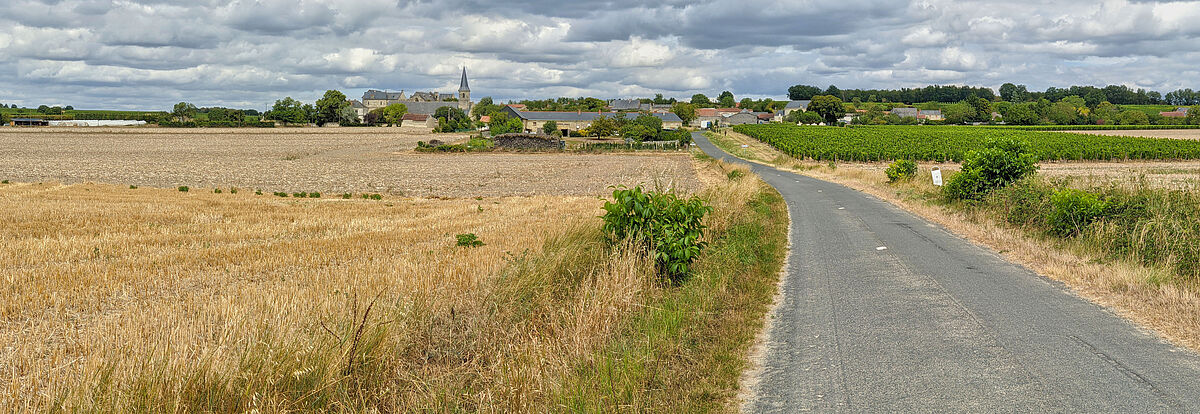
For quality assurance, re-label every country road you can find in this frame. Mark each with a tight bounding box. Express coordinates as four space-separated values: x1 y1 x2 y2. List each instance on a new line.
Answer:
692 132 1200 412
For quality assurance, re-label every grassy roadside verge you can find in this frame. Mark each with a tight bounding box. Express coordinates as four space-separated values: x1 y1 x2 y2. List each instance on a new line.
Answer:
705 128 1200 352
555 156 789 412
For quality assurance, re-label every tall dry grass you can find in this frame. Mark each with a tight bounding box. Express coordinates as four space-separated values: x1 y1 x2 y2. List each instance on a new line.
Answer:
0 182 657 412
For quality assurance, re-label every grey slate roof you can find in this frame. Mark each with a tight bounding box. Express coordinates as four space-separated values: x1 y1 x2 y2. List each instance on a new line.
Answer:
921 110 942 117
459 67 470 92
363 90 404 100
349 100 367 109
403 101 460 115
890 107 920 117
785 100 811 110
610 99 641 110
508 108 682 123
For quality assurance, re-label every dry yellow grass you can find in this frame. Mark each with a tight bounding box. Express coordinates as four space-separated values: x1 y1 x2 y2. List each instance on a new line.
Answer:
0 181 659 411
708 129 1200 353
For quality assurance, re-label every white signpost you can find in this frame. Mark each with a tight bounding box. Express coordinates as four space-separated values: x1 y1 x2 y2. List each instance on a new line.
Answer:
931 167 943 186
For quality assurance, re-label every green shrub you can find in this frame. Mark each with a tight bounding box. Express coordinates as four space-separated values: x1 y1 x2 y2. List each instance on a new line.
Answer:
1 180 8 184
601 185 713 283
255 189 263 195
369 194 382 200
309 192 320 198
230 188 238 194
456 233 484 247
129 185 138 189
1048 189 1110 237
726 170 745 180
178 186 189 192
944 138 1039 200
293 192 307 198
342 193 352 199
213 188 222 194
274 192 288 197
885 159 918 182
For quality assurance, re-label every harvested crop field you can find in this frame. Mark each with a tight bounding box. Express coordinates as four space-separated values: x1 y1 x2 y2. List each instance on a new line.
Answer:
0 128 699 197
1068 129 1200 140
0 181 634 410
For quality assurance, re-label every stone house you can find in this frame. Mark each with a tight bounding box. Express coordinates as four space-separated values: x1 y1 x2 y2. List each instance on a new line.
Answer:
501 107 683 135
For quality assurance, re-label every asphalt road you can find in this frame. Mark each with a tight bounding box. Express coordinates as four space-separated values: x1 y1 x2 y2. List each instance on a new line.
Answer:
692 133 1200 412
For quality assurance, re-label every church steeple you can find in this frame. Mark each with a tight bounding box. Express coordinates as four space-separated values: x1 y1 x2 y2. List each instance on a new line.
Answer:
458 67 470 92
457 67 472 112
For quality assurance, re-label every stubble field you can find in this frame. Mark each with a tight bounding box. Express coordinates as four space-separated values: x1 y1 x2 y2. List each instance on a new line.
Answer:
0 127 700 197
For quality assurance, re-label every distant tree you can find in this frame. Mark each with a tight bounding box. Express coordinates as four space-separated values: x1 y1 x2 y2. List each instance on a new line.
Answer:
37 105 50 114
587 115 618 137
632 112 663 132
968 98 992 122
738 97 754 109
302 104 318 124
1093 102 1120 124
670 102 697 125
787 84 823 100
1046 101 1079 125
1186 106 1200 125
824 85 842 99
690 94 712 107
487 112 523 134
64 105 74 111
1116 110 1149 125
652 93 672 105
786 110 824 125
269 97 306 124
365 108 385 125
1002 102 1039 125
941 102 973 124
171 102 197 122
999 83 1029 102
433 106 470 132
808 95 846 125
0 112 9 125
717 91 735 108
314 90 350 126
471 96 501 120
1084 90 1107 108
542 120 559 136
338 106 359 125
381 103 408 126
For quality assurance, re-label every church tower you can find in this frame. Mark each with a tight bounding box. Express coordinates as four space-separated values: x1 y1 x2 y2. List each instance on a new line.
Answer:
457 67 472 112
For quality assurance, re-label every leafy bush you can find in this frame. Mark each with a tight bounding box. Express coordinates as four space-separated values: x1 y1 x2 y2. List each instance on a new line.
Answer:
213 188 222 194
230 187 238 194
342 193 352 199
601 185 713 283
178 186 189 192
726 170 745 180
293 192 307 198
309 192 321 198
1048 189 1110 236
455 233 485 247
944 138 1039 200
274 192 288 197
129 185 138 189
885 159 918 182
255 189 263 195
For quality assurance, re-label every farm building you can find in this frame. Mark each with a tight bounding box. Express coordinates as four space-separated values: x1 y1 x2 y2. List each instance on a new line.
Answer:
401 113 438 128
501 107 683 134
1161 107 1192 118
10 118 49 126
779 100 811 117
357 68 473 116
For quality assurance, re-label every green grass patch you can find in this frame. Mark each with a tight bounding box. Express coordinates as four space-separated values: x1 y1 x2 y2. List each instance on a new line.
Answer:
556 181 788 411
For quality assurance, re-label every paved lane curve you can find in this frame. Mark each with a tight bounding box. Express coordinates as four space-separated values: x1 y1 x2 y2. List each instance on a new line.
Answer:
693 132 1200 412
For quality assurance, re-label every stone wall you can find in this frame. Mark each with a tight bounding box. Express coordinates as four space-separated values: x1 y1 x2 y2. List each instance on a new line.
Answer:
492 133 564 151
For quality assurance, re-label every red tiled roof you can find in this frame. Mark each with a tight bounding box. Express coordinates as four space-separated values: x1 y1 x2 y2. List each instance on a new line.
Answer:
479 115 491 123
1161 111 1187 118
506 104 526 110
696 108 719 117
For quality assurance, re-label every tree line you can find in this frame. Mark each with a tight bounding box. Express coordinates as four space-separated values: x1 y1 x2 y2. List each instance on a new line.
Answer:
788 82 1199 106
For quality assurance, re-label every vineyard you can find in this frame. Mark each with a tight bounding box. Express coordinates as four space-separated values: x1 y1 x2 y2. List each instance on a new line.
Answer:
732 124 1200 162
985 125 1200 131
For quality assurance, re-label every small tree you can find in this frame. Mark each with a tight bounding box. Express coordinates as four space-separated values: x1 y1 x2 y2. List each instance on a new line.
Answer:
671 102 697 125
808 95 846 125
588 115 618 137
717 91 735 108
382 103 408 126
690 94 712 107
314 90 350 126
171 102 197 122
542 120 559 136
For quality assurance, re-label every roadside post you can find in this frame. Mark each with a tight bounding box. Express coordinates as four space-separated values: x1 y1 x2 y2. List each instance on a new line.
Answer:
931 167 943 186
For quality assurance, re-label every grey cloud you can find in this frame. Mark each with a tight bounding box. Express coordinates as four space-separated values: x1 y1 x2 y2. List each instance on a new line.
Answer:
1 0 1199 110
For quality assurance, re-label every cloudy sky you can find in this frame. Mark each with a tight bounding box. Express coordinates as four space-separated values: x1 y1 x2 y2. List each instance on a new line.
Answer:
1 0 1198 110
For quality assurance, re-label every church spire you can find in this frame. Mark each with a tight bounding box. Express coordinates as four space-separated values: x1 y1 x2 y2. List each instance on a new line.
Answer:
459 67 470 92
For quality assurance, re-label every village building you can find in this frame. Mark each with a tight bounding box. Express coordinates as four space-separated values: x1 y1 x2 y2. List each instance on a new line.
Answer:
1161 107 1192 118
501 107 683 135
356 68 473 119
